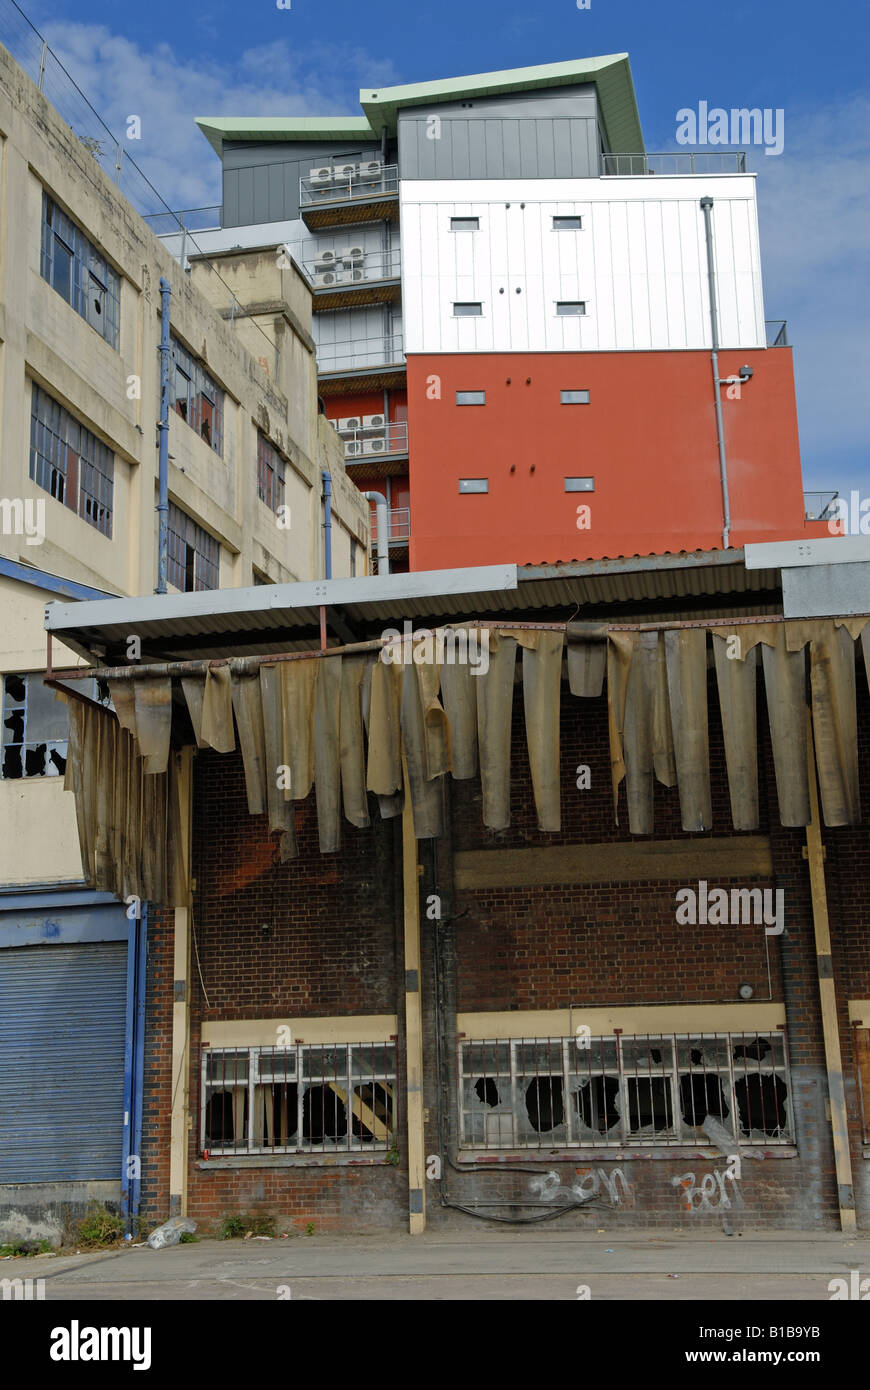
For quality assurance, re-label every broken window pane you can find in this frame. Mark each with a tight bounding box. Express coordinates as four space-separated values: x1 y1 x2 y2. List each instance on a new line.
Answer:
525 1076 564 1132
1 674 71 780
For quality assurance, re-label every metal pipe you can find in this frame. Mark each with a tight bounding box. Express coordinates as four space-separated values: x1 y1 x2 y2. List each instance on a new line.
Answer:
321 470 332 580
364 491 390 576
156 276 171 593
44 611 828 685
700 197 731 550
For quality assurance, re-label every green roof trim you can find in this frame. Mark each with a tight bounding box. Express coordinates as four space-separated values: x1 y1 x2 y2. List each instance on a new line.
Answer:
360 54 643 152
195 115 376 156
196 54 644 159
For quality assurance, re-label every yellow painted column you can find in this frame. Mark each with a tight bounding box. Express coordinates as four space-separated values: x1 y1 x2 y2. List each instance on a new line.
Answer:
168 747 194 1216
805 716 856 1233
402 772 426 1234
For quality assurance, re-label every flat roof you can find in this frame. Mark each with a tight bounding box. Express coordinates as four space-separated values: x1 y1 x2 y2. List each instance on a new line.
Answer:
196 54 644 158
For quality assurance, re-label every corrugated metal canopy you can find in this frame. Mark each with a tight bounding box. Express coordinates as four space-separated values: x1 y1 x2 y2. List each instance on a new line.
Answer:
44 552 781 668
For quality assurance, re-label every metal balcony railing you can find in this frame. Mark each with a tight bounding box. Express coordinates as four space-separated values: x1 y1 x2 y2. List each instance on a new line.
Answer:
370 506 411 544
316 333 405 375
600 152 747 176
300 162 399 208
804 491 839 522
332 419 409 460
302 246 401 289
766 320 788 347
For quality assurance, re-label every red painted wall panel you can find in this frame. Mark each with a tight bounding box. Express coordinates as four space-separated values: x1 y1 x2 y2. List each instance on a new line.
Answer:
406 350 817 569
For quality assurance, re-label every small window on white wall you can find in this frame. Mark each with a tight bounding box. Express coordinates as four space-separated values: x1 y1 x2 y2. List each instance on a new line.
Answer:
453 302 483 317
556 302 586 316
553 215 582 230
450 217 479 231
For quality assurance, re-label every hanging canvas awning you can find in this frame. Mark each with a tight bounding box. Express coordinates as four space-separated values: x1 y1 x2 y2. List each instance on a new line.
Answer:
53 616 870 907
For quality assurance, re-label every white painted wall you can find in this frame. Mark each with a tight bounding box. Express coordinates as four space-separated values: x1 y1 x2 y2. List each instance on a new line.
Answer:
400 176 765 354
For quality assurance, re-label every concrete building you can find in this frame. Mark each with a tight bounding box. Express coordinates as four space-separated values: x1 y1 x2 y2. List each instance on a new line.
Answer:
161 55 833 572
0 39 367 1244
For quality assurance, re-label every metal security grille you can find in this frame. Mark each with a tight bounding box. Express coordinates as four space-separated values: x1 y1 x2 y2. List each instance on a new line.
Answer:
459 1032 793 1150
40 193 120 349
201 1043 397 1155
167 502 219 591
257 433 285 513
30 384 114 536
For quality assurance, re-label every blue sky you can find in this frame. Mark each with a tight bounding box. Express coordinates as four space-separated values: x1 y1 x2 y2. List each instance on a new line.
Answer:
13 0 870 499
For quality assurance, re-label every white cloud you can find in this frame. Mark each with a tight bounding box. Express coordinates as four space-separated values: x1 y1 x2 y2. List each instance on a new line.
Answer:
747 95 870 490
35 21 403 212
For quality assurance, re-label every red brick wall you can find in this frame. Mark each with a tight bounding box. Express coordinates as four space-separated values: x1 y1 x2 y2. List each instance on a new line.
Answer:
140 669 870 1234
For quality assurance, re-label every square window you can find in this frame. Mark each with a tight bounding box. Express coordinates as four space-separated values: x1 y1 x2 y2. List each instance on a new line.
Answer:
459 478 488 493
553 215 583 230
556 302 586 316
456 390 486 405
561 389 590 404
450 217 479 231
453 302 483 317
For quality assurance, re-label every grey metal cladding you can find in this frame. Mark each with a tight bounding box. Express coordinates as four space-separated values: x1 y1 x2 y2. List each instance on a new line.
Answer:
398 84 601 180
221 140 381 227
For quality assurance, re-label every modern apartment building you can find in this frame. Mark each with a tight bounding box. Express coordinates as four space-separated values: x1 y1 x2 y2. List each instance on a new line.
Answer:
0 39 367 1243
172 54 829 572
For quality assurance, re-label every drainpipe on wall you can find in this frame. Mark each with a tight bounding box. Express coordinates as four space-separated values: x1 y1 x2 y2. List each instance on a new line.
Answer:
700 197 732 550
364 491 390 576
156 277 171 594
321 470 332 579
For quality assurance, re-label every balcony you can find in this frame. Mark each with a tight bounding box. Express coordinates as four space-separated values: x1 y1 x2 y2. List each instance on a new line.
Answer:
299 163 399 231
804 491 839 522
302 247 401 311
317 332 406 397
331 419 409 466
600 152 747 176
370 506 411 546
143 205 222 236
765 320 788 347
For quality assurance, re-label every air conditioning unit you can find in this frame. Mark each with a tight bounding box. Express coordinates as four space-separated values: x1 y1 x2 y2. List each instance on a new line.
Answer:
314 271 341 287
344 441 362 457
344 269 365 283
315 249 337 265
333 163 357 180
309 167 333 185
362 414 386 430
358 160 382 179
338 417 362 432
365 437 387 453
342 245 365 263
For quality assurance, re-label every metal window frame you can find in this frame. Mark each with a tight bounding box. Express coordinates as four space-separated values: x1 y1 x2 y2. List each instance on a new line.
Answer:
169 334 224 456
458 1031 794 1151
452 302 484 317
555 301 587 316
450 217 480 232
560 389 591 404
552 215 583 230
455 390 486 406
0 672 105 779
40 193 120 349
29 384 114 537
257 432 287 514
166 502 219 592
200 1043 398 1156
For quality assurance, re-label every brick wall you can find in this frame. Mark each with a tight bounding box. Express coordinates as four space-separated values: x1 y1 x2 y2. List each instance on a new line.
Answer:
140 667 870 1234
